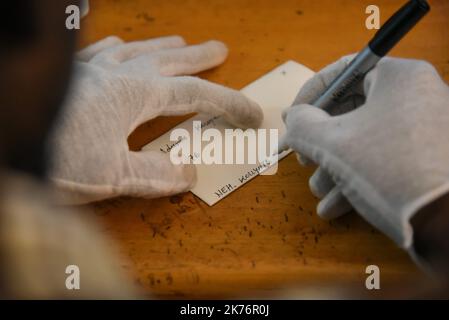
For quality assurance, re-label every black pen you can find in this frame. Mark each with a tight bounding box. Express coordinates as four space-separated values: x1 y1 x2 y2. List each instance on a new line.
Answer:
314 0 430 109
277 0 430 154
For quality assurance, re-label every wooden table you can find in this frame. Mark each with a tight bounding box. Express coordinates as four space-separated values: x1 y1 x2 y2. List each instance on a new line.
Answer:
78 0 449 298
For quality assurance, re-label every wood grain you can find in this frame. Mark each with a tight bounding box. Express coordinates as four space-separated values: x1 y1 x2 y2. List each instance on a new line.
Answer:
76 0 449 298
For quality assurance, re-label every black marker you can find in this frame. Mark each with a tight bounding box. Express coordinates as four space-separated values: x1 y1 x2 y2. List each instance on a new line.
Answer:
313 0 430 109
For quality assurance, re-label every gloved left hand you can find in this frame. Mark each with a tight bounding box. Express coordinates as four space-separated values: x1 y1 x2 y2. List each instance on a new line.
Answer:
48 36 263 204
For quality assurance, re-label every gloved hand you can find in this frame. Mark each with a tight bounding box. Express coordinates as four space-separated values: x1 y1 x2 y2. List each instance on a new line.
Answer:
281 56 449 257
48 36 263 204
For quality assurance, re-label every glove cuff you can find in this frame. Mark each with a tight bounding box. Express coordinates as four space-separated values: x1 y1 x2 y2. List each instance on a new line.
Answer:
402 181 449 273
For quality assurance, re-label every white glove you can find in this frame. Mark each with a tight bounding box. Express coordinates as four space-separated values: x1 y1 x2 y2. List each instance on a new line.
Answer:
48 36 263 204
281 56 449 257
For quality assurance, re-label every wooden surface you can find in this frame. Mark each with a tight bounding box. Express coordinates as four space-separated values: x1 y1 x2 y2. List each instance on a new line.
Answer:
77 0 449 298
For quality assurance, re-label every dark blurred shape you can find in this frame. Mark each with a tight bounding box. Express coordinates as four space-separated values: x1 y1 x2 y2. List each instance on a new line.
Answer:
412 191 449 297
0 1 37 45
0 0 79 178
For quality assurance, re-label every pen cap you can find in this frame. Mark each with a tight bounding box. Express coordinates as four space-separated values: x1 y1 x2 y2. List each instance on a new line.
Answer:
369 0 430 57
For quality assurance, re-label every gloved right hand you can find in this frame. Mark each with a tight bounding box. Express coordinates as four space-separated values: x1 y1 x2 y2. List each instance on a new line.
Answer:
48 36 263 204
281 56 449 260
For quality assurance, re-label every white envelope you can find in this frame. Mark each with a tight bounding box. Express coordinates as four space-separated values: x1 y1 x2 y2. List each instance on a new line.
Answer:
143 61 315 205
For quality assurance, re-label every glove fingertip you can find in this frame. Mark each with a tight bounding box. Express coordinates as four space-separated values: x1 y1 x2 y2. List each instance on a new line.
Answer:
227 97 264 129
285 103 330 129
178 163 197 191
316 200 333 220
316 191 352 220
202 40 229 66
169 35 187 46
309 175 325 199
206 40 228 55
247 99 264 128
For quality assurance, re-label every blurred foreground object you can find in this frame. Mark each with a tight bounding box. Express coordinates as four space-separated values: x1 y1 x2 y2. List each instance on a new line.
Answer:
0 172 138 298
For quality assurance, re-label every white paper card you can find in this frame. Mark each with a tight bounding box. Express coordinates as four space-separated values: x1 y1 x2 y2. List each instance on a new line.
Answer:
143 61 315 205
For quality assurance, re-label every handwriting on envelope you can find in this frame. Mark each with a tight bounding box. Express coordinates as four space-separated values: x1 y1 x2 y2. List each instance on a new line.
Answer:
143 61 315 205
